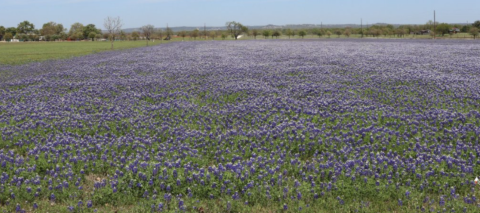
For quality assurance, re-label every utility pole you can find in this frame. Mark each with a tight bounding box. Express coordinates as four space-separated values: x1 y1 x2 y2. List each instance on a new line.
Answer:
361 18 363 38
434 10 436 40
166 24 169 40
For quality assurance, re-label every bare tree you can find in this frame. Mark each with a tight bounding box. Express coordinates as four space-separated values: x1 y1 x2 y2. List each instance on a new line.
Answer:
141 24 154 46
104 16 123 50
156 29 163 43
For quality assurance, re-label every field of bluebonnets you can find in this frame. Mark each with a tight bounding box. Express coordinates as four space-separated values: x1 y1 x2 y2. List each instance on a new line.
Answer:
1 39 480 212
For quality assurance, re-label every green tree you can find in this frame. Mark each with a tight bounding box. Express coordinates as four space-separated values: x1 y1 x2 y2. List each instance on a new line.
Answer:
221 33 227 40
59 32 68 40
252 29 259 39
262 30 270 39
209 31 217 40
461 25 470 33
334 29 342 38
55 24 65 35
164 26 173 40
424 20 437 31
88 32 97 41
383 29 390 37
69 22 84 39
6 27 17 37
272 30 281 39
29 34 39 41
120 31 126 40
226 21 248 40
395 28 406 37
298 30 306 38
326 30 332 38
156 29 163 42
473 21 480 28
470 27 479 40
190 29 199 40
75 32 84 40
4 32 13 41
178 31 187 40
435 23 451 36
285 29 292 39
241 26 249 37
316 29 325 38
17 20 35 34
343 29 351 38
0 26 5 40
40 22 64 38
83 24 101 41
95 34 102 40
131 31 140 41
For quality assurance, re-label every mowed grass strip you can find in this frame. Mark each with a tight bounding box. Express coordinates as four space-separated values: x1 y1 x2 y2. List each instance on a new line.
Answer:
0 40 171 65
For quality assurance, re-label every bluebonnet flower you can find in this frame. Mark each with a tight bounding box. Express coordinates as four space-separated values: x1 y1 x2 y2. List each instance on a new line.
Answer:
440 196 445 206
164 193 171 203
178 199 185 211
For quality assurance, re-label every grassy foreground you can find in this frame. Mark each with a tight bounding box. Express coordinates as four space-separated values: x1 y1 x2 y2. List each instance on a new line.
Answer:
0 40 172 65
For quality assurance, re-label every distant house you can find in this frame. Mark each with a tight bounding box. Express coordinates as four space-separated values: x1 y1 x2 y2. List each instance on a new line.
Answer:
449 28 461 34
412 30 431 35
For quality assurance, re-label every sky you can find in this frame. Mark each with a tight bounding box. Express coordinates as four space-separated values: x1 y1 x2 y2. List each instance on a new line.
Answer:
1 0 479 30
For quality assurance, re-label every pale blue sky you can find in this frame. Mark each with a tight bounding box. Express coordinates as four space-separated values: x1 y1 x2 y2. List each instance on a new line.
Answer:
1 0 479 29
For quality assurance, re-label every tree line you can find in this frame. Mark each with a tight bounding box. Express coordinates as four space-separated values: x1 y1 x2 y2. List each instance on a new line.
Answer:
243 21 480 39
1 20 479 43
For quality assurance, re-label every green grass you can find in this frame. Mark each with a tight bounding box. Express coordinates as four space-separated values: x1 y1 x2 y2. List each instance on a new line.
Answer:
0 40 173 65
